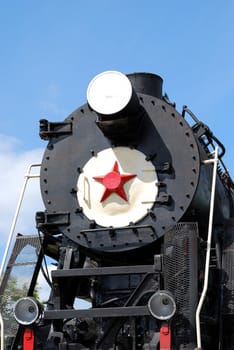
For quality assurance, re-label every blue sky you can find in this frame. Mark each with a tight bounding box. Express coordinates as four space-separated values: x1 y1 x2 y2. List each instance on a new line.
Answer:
0 1 234 264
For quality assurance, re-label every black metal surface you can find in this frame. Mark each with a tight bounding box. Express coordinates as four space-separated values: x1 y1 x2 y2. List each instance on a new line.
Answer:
45 305 150 319
39 88 203 253
51 265 156 278
127 72 163 99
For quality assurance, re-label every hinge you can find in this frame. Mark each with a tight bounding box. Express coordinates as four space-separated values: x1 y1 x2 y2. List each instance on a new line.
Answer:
155 194 172 205
155 162 172 173
39 119 72 140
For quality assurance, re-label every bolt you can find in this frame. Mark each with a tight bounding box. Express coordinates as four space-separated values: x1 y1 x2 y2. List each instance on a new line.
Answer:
145 153 157 161
89 220 96 229
75 207 83 214
147 209 156 219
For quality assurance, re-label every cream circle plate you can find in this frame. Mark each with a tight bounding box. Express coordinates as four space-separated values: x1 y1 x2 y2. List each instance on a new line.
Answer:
77 147 158 227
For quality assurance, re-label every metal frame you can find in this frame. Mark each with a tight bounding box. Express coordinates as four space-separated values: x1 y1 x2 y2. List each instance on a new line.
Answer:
45 306 150 320
44 264 158 321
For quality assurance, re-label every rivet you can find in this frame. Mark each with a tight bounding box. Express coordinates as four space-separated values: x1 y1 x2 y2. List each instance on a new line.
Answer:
89 220 96 229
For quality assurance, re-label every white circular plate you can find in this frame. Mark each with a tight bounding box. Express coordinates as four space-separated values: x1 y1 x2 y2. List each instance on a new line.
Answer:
87 70 132 115
77 147 158 227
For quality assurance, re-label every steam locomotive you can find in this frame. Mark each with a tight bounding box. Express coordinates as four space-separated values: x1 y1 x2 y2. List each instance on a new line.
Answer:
6 71 234 349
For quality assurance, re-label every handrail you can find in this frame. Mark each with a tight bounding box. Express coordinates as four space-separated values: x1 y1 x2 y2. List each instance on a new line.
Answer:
195 147 219 350
0 164 41 350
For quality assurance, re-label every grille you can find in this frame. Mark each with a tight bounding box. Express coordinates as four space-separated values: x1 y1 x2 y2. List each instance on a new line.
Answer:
163 222 198 347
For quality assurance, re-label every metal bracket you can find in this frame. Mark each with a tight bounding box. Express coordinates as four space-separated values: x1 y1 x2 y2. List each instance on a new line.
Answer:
155 162 172 173
39 119 72 140
36 211 70 233
155 194 172 205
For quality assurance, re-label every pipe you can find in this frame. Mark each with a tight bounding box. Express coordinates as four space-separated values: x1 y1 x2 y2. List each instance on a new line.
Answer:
195 147 219 349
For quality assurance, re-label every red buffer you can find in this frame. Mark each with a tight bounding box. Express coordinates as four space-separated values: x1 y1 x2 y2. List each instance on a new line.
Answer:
160 324 171 350
23 328 35 350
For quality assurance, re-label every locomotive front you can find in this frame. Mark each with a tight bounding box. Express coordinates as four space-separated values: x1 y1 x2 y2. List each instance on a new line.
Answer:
18 71 234 349
38 71 230 256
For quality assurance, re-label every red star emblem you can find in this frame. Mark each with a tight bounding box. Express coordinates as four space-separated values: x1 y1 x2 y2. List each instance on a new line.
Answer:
93 161 136 202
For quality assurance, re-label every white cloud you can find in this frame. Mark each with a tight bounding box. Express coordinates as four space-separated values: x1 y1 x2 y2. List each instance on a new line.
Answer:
0 135 44 254
37 263 56 303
